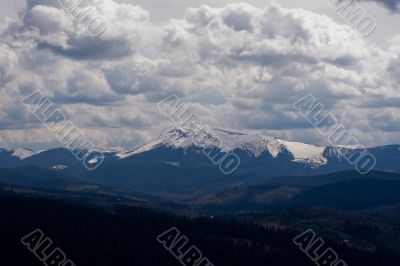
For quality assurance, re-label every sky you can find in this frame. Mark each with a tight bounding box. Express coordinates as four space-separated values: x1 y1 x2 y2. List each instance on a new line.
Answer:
0 0 399 150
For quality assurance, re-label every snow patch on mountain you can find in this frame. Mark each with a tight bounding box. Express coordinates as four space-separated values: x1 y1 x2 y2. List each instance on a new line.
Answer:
212 129 283 157
165 161 180 167
278 140 327 166
116 128 187 159
53 165 68 170
12 148 42 160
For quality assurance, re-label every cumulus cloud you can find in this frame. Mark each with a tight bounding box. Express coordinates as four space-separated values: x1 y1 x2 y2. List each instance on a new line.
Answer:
0 44 17 84
0 0 399 149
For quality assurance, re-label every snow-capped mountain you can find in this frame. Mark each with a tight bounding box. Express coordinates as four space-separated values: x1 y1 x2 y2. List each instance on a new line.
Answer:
1 126 399 170
116 127 327 166
0 126 399 194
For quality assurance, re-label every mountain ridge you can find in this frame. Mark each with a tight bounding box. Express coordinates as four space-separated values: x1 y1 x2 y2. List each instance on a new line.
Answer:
0 126 399 196
4 126 395 167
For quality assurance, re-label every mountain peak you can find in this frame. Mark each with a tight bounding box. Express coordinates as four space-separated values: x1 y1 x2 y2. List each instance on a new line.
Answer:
116 126 328 166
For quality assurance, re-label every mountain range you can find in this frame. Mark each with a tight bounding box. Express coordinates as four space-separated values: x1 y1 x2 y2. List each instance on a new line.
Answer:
0 126 399 196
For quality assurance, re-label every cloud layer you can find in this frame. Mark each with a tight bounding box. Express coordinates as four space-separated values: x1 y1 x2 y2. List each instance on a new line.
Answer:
363 0 400 12
0 0 399 149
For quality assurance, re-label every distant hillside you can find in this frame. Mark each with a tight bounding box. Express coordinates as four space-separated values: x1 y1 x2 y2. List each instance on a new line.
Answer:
0 166 162 206
1 196 399 266
0 165 85 190
193 171 400 213
288 179 400 210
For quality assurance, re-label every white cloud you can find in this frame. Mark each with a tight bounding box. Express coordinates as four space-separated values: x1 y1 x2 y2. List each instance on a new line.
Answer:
0 44 18 84
0 0 399 149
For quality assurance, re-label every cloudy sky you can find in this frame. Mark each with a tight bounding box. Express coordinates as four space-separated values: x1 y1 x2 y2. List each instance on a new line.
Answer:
0 0 399 150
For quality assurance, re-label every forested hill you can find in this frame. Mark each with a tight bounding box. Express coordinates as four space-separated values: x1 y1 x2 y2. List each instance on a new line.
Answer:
1 196 399 266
